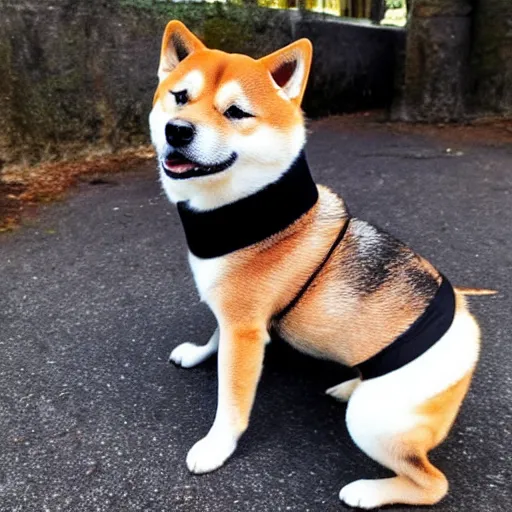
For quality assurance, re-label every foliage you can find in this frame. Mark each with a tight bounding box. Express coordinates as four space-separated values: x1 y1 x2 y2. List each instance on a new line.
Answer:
385 0 404 9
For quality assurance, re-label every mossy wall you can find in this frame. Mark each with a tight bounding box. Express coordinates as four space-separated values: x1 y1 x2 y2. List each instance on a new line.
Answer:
0 0 160 165
0 0 402 167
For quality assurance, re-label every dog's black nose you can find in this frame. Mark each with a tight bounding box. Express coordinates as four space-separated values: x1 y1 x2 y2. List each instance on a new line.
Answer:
165 120 195 148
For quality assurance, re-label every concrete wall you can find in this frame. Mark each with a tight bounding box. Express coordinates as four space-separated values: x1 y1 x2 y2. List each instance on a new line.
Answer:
392 0 512 122
470 0 512 117
394 0 471 122
0 1 403 167
297 19 405 117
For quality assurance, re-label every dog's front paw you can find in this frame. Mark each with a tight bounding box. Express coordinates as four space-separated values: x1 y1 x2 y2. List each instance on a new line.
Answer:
339 479 386 509
169 342 209 368
186 434 237 474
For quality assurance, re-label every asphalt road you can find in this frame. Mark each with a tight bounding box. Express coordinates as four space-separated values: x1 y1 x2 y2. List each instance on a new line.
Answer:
1 119 511 512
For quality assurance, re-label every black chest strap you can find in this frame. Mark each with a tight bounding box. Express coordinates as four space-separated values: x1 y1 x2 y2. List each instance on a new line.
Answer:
355 275 456 380
272 218 455 381
273 217 351 323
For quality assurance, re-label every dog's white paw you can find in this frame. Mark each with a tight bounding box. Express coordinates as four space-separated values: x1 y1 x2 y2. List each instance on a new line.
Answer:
186 434 237 474
325 378 361 402
339 479 387 509
169 342 210 368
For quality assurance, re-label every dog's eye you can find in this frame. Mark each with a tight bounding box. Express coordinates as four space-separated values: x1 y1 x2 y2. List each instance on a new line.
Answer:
171 90 188 106
224 105 254 120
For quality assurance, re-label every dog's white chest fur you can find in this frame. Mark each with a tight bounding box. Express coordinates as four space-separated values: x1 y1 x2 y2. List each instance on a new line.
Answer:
188 252 226 301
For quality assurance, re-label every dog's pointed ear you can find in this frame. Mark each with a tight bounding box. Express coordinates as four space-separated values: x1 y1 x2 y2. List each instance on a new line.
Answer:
259 39 312 105
158 21 206 82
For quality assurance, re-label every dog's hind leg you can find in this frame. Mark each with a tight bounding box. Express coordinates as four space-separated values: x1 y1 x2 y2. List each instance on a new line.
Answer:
169 327 219 368
325 377 361 402
339 371 473 509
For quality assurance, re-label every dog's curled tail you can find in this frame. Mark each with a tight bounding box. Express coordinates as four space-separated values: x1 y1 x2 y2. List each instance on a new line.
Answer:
454 286 498 296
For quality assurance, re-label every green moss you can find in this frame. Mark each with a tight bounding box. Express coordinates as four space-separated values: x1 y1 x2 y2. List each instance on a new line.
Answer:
120 0 230 24
119 1 290 52
202 17 247 52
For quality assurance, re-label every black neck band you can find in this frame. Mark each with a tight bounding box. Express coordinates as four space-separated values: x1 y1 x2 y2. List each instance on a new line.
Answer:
177 152 318 259
356 275 456 380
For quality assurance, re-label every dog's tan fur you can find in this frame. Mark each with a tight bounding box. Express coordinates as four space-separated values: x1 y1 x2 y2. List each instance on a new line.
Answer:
150 21 488 508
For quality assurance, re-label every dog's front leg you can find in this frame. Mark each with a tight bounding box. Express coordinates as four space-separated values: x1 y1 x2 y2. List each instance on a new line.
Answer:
186 324 267 474
169 327 219 368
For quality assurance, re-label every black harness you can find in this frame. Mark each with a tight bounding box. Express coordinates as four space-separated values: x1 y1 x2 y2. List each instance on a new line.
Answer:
176 152 456 380
355 275 455 379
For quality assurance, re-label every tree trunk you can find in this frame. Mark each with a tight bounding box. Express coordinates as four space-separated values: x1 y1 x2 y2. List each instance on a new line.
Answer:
370 0 385 24
393 0 472 122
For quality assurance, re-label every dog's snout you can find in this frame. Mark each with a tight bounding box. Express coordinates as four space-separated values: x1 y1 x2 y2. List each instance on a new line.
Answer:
165 120 195 148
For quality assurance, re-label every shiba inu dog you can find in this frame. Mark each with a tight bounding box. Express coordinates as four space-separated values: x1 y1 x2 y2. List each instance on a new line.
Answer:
149 21 493 508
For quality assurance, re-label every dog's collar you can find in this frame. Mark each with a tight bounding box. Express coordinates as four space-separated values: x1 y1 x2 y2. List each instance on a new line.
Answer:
176 152 318 259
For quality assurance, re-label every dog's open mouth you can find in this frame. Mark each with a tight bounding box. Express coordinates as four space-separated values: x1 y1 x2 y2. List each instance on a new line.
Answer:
161 152 237 180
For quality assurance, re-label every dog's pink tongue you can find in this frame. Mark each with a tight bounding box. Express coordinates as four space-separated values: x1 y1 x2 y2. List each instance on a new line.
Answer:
164 159 196 173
